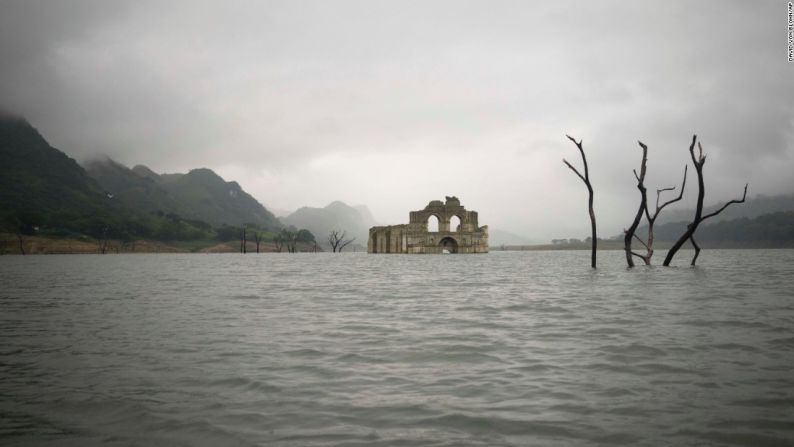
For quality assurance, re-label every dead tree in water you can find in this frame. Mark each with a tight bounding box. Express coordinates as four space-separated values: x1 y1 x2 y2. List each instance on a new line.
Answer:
252 231 263 253
239 226 247 253
563 135 597 268
624 142 648 267
273 234 284 252
633 166 687 265
328 230 355 253
663 135 748 266
285 230 298 253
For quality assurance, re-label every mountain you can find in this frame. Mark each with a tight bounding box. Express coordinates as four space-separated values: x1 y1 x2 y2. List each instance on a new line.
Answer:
281 201 373 249
84 159 281 231
488 228 536 247
84 157 180 216
658 193 794 224
265 205 295 219
0 114 115 223
637 211 794 247
353 205 377 228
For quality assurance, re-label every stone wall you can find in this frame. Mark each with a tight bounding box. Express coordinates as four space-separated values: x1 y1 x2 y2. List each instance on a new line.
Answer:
368 196 488 254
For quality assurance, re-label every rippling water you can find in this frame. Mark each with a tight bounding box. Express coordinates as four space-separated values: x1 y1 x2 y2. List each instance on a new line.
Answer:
1 250 794 446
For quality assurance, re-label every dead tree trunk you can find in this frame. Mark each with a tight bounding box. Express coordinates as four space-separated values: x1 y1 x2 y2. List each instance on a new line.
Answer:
328 230 355 253
563 135 597 268
240 227 247 254
253 231 262 253
273 235 284 252
16 233 25 255
663 136 748 266
624 142 648 267
634 166 687 265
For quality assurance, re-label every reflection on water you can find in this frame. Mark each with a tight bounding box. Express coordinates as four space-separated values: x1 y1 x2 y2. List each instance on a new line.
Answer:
1 250 793 446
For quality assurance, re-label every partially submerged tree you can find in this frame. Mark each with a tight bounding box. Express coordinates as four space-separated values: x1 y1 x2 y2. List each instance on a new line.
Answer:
239 226 247 254
633 166 687 265
97 226 110 254
623 143 688 266
563 135 597 268
327 230 355 253
623 142 648 267
273 233 284 252
252 231 263 253
663 135 748 266
285 230 298 253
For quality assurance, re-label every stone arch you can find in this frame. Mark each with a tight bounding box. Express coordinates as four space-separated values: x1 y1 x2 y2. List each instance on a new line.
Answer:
427 214 440 232
449 215 462 232
439 236 458 253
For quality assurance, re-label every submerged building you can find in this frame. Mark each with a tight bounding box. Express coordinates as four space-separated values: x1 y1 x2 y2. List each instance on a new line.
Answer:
368 196 488 254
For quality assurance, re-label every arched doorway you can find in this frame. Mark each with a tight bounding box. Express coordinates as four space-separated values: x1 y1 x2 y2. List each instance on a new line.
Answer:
439 236 458 254
427 215 440 232
449 215 461 232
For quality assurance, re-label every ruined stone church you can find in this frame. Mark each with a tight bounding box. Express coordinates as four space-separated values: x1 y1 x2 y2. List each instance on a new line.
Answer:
368 196 488 254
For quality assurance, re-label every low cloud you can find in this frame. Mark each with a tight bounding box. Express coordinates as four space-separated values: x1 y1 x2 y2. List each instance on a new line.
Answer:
2 0 792 240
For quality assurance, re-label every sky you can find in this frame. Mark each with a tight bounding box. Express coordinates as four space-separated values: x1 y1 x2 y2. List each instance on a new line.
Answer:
1 0 793 241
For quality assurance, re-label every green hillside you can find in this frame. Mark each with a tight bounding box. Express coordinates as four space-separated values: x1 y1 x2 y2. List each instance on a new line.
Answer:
0 114 117 228
85 159 281 231
647 211 794 247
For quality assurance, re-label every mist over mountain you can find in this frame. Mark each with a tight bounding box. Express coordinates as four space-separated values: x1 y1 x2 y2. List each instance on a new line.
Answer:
85 158 281 231
281 201 374 250
656 194 794 225
353 205 378 229
487 228 537 247
0 114 115 221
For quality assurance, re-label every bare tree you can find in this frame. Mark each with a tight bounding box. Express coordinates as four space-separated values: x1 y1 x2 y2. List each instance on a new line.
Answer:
240 226 247 254
273 233 284 252
663 135 748 266
623 142 648 267
252 231 263 253
327 230 355 253
285 230 298 253
632 166 687 265
563 135 597 268
97 226 110 254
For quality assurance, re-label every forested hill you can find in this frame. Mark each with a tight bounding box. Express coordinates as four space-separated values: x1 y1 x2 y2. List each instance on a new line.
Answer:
0 114 284 244
0 114 116 220
84 158 281 230
643 211 794 247
658 194 794 224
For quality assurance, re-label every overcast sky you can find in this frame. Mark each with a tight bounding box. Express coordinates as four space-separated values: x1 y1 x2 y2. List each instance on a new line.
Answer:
1 0 792 241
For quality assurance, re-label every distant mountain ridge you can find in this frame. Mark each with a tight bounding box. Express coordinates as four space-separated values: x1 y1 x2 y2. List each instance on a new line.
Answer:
635 211 794 247
281 201 375 249
84 158 281 231
658 193 794 224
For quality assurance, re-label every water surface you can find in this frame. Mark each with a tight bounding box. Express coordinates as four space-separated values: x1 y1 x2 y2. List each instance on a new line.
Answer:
1 250 793 446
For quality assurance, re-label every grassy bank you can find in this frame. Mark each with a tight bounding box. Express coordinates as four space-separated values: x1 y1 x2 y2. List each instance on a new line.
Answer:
0 233 320 254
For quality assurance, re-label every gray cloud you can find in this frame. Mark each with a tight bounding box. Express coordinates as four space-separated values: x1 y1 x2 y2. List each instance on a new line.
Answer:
1 0 792 240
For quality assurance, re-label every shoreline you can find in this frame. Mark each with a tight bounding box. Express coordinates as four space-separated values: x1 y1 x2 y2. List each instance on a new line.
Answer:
1 234 791 255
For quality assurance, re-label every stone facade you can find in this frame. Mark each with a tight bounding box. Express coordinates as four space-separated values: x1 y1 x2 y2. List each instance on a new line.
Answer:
368 196 488 254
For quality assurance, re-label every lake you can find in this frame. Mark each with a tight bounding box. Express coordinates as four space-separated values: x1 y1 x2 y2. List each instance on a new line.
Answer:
1 250 793 446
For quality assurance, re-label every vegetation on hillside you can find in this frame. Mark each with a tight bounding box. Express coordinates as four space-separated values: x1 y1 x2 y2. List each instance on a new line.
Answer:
0 114 317 253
